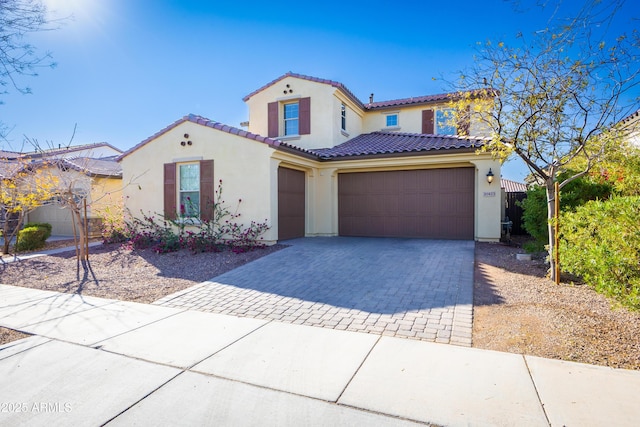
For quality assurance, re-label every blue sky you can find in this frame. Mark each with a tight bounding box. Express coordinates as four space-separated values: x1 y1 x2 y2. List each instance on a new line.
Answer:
2 0 638 181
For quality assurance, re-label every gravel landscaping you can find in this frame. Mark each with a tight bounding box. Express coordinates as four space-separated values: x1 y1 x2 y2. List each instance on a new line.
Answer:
1 238 639 370
474 241 640 370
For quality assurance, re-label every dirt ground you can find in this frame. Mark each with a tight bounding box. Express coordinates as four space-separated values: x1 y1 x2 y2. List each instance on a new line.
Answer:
1 238 639 370
474 240 640 370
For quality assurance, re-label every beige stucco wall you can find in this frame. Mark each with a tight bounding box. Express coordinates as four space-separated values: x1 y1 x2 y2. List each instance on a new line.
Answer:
246 76 361 150
120 121 278 243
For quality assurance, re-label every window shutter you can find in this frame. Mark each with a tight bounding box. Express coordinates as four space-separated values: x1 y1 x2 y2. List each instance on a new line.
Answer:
457 106 471 136
422 109 434 134
268 102 278 137
163 163 177 220
299 97 311 135
199 160 214 221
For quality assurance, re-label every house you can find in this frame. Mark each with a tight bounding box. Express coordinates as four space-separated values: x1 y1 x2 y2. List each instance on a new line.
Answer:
1 143 123 237
20 142 123 161
26 157 123 236
118 72 502 243
619 109 640 147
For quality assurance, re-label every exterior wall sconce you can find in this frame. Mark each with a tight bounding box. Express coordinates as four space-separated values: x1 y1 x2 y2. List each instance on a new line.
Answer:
486 168 495 184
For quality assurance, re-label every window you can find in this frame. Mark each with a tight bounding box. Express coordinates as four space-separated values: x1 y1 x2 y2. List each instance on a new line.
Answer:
436 109 456 135
385 114 398 128
284 102 299 136
341 103 347 131
179 163 200 217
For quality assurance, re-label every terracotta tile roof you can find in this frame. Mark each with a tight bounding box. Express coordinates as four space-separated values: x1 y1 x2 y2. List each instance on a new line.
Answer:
0 150 21 160
298 132 487 159
0 161 22 179
501 178 528 193
367 93 459 110
242 72 493 112
62 157 122 177
118 114 283 161
242 72 365 109
620 108 640 125
21 142 122 159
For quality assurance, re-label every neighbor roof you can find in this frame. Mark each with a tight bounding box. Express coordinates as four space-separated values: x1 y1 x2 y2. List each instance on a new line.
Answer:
305 131 486 159
501 179 528 193
0 150 21 160
0 161 22 179
619 108 640 126
21 142 122 159
62 157 122 177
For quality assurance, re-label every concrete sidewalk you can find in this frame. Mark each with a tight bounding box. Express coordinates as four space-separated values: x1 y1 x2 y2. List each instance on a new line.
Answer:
1 284 639 426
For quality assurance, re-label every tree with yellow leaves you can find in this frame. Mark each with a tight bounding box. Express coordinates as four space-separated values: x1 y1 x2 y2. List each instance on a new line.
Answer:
0 160 59 254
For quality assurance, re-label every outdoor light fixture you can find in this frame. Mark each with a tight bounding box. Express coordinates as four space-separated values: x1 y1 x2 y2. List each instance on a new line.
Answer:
486 168 494 184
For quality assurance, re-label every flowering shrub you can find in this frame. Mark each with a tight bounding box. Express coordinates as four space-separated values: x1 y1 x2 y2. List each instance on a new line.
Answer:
103 181 270 254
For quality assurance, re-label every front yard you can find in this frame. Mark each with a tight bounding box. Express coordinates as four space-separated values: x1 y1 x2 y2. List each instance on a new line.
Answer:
1 239 639 370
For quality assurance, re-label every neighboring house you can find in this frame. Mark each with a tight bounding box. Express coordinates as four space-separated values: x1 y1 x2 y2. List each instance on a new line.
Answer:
0 144 123 237
119 72 502 243
619 109 640 147
26 157 123 236
20 142 123 161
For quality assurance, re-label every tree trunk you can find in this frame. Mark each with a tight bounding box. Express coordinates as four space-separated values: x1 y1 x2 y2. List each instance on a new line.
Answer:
71 208 87 261
546 182 558 283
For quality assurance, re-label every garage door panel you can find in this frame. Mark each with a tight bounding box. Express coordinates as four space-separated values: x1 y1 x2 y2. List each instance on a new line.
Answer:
338 168 474 240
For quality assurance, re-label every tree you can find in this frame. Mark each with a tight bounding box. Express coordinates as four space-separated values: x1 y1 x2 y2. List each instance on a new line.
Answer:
0 160 58 254
452 0 640 282
0 0 58 139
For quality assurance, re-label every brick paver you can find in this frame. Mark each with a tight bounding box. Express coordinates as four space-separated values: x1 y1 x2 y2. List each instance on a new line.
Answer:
154 237 474 346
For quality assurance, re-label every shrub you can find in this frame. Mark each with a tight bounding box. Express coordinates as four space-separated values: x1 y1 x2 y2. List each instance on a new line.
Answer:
122 181 270 254
520 173 613 252
560 196 640 309
23 222 52 240
14 224 51 252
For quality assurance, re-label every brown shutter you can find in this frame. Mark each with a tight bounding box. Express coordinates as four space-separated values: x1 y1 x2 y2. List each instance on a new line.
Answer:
268 102 278 137
299 97 311 135
457 106 471 136
422 109 434 134
199 160 214 221
163 163 177 220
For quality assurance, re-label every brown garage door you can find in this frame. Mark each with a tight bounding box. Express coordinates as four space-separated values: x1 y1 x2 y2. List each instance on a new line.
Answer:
278 167 305 240
338 168 474 240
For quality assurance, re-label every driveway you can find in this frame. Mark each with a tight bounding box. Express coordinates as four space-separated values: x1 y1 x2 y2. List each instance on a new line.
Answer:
155 237 474 345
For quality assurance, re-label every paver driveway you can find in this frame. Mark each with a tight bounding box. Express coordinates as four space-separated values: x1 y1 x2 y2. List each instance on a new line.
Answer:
155 237 474 345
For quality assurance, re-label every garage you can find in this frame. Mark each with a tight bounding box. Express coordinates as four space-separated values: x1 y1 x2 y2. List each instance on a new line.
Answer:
278 167 306 240
338 167 475 240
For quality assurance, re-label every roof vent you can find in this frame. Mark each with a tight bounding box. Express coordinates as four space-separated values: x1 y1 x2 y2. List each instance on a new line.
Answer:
369 93 374 103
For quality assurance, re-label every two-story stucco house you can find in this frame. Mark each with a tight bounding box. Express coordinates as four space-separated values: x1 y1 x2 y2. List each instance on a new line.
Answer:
118 72 502 243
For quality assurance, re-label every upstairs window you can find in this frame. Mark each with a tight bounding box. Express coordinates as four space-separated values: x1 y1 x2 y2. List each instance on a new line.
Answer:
341 103 347 131
284 102 299 136
435 108 456 135
179 163 200 218
385 113 398 128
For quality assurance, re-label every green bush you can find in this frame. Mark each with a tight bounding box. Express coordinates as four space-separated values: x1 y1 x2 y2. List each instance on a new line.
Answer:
560 196 640 309
23 222 52 240
520 174 613 252
15 226 49 252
